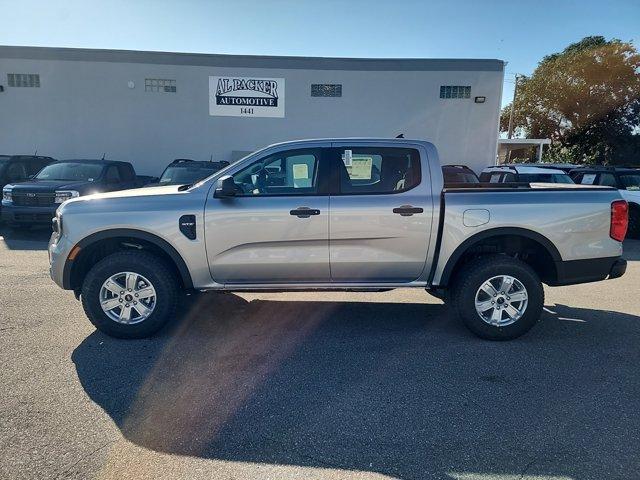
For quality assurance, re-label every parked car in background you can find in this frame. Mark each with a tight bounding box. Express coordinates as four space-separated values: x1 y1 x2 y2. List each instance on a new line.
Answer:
442 164 479 185
570 166 640 237
146 159 230 187
526 163 580 174
479 165 575 184
2 159 151 227
0 155 56 219
48 138 627 341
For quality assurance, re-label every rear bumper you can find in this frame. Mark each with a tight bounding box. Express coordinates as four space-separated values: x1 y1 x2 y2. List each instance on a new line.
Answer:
1 204 57 224
552 256 626 286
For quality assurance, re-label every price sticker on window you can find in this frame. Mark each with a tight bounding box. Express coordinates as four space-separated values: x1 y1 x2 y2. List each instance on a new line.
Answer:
293 163 309 179
342 149 353 167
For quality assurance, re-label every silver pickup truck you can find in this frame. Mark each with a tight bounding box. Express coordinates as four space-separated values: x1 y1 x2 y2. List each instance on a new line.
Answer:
48 139 628 340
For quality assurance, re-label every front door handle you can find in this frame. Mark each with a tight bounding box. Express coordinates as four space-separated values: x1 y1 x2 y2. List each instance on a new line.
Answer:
393 205 424 216
290 207 320 218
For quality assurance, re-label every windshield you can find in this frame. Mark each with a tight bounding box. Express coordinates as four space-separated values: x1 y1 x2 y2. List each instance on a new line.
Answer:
518 173 574 184
36 162 104 181
160 166 221 184
620 173 640 190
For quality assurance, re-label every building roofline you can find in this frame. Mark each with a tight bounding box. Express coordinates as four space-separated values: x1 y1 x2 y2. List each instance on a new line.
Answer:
0 45 505 72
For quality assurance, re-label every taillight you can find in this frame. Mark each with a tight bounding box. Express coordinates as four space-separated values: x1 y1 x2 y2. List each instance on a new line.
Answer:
610 200 628 242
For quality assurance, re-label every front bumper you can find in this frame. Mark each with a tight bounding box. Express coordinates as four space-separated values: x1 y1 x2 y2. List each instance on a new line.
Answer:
48 231 74 289
1 204 58 224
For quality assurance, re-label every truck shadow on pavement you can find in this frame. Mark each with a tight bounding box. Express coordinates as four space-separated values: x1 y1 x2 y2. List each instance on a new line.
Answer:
0 225 51 250
72 293 640 479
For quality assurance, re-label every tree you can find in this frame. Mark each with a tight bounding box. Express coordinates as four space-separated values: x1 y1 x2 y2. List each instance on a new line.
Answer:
500 36 640 164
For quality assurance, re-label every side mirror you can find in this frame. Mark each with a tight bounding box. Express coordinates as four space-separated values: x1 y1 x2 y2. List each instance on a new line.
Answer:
214 175 237 198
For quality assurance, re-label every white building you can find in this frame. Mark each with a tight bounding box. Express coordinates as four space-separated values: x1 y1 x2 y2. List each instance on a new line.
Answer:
0 46 504 175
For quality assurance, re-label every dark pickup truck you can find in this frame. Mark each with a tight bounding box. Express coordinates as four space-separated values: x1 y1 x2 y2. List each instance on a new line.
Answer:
2 159 153 226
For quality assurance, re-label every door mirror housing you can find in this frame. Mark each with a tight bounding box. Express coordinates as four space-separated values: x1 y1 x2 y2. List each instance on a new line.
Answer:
214 175 237 198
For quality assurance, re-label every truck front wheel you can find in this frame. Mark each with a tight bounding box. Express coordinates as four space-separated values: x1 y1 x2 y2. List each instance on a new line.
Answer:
81 251 179 338
450 255 544 340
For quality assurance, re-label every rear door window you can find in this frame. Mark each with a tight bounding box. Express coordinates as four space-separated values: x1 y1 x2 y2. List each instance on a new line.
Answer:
105 166 121 183
333 147 421 194
597 173 618 187
6 162 28 182
117 164 135 181
578 173 597 185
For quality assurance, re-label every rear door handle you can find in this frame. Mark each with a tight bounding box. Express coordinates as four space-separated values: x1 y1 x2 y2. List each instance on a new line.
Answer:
393 205 424 216
290 207 320 218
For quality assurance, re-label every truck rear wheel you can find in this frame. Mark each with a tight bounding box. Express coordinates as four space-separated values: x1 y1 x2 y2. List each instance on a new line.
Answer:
81 251 179 338
450 254 544 340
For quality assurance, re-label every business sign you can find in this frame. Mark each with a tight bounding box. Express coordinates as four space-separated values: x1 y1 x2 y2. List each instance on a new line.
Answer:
209 76 285 118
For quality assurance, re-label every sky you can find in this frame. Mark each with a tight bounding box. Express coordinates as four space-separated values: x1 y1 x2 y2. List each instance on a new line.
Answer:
1 0 639 107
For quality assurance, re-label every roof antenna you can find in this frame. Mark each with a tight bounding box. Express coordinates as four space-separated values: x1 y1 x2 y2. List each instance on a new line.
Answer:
395 133 404 138
34 149 38 156
101 153 105 160
210 154 213 162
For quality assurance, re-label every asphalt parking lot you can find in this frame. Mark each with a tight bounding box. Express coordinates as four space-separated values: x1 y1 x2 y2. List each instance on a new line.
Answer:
1 226 639 480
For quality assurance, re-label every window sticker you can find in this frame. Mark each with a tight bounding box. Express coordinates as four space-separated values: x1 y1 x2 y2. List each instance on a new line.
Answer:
292 163 309 180
342 150 353 167
581 174 596 185
349 157 373 180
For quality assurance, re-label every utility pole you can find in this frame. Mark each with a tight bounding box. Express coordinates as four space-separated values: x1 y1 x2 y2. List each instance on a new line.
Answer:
507 74 520 139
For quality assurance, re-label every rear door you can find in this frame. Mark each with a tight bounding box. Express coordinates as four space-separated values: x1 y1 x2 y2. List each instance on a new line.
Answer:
204 145 331 284
327 143 434 282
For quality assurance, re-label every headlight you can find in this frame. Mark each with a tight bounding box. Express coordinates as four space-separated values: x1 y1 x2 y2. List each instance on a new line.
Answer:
51 215 62 234
54 190 80 204
2 186 13 203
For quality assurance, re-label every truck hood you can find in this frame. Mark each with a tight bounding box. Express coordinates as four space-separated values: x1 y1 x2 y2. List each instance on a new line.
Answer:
8 179 97 193
69 184 184 203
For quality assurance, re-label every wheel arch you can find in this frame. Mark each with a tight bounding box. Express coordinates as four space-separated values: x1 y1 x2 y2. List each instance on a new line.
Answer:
438 227 562 287
63 229 193 291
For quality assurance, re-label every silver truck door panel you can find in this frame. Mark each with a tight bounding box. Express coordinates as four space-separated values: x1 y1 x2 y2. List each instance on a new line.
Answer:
205 196 329 283
328 144 434 282
330 192 432 281
204 145 330 284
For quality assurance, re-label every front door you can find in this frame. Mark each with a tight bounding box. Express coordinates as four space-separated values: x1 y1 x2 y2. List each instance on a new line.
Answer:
204 147 330 284
327 144 434 282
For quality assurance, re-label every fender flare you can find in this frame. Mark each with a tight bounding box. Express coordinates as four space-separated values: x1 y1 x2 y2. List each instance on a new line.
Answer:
438 227 562 286
63 228 193 290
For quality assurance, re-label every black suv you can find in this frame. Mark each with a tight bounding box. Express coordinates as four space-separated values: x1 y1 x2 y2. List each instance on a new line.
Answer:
147 159 231 187
570 166 640 237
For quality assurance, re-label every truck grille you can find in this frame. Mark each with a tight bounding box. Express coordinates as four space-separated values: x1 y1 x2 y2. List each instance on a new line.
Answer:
12 193 56 207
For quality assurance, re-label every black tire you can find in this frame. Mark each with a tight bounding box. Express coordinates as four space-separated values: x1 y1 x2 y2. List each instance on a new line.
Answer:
628 206 640 239
450 254 544 340
81 251 179 338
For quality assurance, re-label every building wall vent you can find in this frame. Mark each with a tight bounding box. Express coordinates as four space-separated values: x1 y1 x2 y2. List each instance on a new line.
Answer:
311 84 342 97
440 85 471 99
8 74 40 87
145 78 177 93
